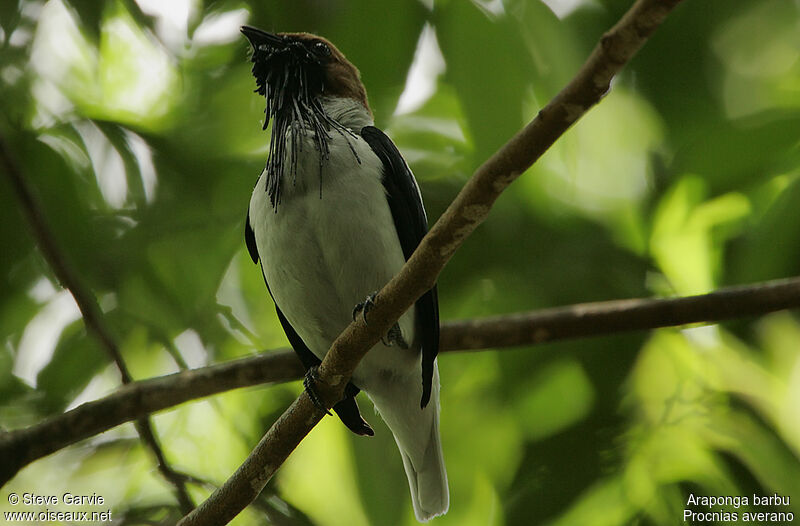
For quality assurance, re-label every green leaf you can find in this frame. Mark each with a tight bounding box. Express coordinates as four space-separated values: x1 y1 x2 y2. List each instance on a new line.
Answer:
36 320 106 413
435 0 534 163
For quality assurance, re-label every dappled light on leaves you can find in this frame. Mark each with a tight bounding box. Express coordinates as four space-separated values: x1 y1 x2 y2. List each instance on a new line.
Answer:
711 0 800 119
525 88 664 223
651 175 750 295
1 0 798 524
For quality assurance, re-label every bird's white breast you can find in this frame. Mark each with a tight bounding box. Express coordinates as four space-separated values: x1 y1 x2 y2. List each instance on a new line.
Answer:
248 98 419 389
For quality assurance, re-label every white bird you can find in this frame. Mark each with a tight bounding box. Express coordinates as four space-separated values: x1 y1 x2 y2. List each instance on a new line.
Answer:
241 26 448 522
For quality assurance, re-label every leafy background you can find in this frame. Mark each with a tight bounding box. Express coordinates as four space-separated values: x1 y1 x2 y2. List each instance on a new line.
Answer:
1 0 799 524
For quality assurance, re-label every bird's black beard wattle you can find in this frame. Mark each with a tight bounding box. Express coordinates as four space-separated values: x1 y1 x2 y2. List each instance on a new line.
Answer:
250 46 359 209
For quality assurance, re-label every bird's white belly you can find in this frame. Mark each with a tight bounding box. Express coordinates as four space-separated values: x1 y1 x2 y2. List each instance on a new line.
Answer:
249 129 419 389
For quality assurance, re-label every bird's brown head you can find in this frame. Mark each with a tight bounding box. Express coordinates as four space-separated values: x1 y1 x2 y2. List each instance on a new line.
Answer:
241 26 370 116
241 26 369 207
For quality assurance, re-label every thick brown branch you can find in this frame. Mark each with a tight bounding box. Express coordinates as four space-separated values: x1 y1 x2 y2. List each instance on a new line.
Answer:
441 277 800 351
178 1 685 523
0 352 302 484
2 275 798 485
0 136 194 512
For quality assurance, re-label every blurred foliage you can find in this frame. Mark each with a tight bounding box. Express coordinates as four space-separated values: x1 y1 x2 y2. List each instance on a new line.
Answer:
1 0 799 524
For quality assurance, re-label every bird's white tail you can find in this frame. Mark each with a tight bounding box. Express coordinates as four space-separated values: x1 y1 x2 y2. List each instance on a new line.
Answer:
367 366 449 522
397 407 449 521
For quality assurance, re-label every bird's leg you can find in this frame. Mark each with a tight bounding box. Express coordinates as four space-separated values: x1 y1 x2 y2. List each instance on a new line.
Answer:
303 366 332 415
353 292 409 349
352 291 378 323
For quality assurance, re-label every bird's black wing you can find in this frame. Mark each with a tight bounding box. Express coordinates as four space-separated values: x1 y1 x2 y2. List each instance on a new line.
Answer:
360 126 440 408
245 212 373 436
245 209 260 265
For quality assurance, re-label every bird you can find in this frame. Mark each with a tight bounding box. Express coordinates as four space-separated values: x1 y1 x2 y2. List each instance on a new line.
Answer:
240 26 449 522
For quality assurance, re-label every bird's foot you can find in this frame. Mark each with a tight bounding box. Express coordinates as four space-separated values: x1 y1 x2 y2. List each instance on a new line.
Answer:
353 293 409 348
303 366 332 415
352 291 378 323
382 322 409 349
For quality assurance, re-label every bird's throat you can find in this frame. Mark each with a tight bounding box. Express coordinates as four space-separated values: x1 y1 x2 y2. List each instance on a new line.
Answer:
262 93 361 209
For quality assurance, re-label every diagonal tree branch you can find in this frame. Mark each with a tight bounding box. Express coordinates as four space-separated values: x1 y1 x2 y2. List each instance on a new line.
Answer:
178 0 686 523
0 135 195 513
1 275 798 486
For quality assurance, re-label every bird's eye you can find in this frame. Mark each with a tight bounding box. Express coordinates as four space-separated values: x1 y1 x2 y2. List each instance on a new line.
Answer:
312 40 331 57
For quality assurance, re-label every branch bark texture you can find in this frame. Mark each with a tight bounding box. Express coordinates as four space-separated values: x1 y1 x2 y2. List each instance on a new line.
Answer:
441 277 800 351
2 275 798 485
0 352 303 484
178 0 685 523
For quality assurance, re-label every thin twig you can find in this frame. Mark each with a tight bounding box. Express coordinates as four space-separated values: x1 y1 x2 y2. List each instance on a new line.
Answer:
0 135 195 512
178 0 686 523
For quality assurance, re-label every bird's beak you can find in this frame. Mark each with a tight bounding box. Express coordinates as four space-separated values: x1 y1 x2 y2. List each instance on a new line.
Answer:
241 26 284 49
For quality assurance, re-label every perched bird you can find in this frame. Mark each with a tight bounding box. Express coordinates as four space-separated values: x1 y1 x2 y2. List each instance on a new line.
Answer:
241 26 448 521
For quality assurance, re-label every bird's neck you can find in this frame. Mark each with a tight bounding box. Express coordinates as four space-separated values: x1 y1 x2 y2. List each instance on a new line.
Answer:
321 96 374 131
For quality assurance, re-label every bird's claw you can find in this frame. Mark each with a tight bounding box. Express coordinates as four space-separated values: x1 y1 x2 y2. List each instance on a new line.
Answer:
352 291 378 324
382 322 409 349
303 366 332 415
353 292 408 348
